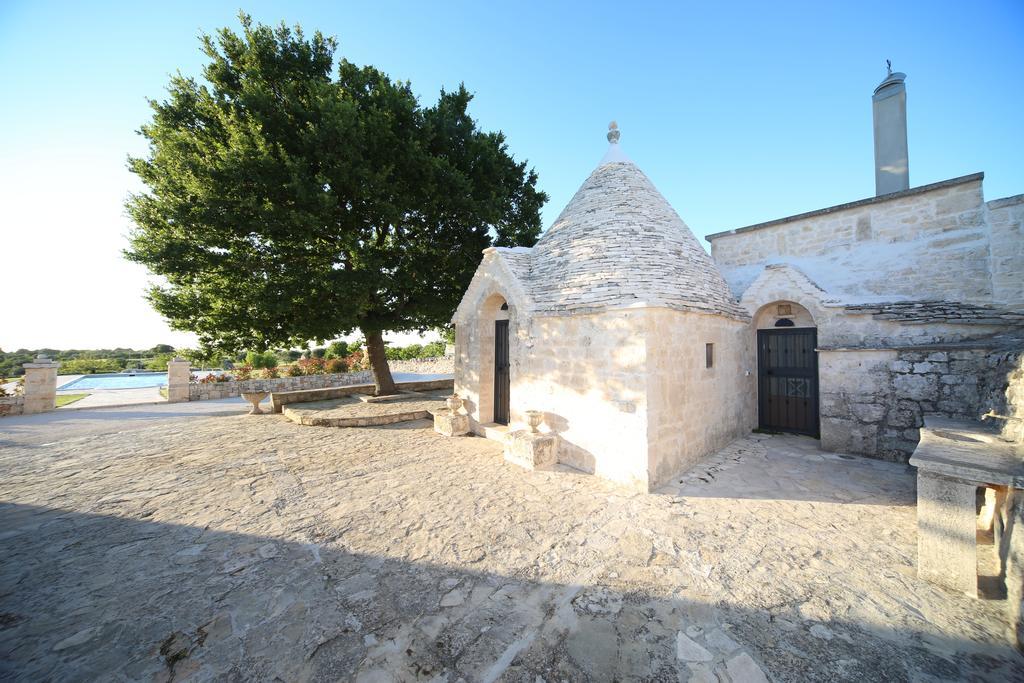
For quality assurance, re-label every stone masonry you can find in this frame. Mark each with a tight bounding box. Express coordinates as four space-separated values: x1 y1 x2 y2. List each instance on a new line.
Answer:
820 341 1024 461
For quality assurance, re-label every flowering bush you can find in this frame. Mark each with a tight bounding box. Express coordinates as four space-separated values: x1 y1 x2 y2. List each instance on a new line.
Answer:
197 372 232 384
285 363 304 377
296 357 327 375
325 357 347 374
233 365 254 381
344 350 366 372
257 366 279 380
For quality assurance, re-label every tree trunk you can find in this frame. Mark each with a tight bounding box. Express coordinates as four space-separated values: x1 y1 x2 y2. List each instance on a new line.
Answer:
362 327 398 396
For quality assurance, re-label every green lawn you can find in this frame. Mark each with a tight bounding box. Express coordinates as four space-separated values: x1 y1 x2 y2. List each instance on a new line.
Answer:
55 394 88 407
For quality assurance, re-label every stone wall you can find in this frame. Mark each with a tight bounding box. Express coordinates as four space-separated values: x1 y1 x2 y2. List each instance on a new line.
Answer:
710 175 1024 311
189 371 374 401
645 309 755 488
0 396 24 417
820 343 1024 461
520 310 652 489
186 358 452 402
387 357 454 375
988 194 1024 312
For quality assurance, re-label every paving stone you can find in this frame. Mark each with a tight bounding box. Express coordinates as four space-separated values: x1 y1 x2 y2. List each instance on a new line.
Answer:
0 417 1021 681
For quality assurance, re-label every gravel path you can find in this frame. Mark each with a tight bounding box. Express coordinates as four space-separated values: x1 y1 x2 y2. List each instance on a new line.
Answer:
0 410 1020 681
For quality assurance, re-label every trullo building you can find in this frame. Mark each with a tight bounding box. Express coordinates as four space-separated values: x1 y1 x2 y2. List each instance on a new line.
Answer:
453 71 1024 492
452 123 756 491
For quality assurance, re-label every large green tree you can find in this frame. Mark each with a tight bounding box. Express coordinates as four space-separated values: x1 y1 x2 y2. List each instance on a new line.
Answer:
126 14 545 394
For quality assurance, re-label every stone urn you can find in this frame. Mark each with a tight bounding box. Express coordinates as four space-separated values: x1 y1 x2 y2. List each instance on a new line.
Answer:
241 391 269 415
445 394 464 413
524 410 545 434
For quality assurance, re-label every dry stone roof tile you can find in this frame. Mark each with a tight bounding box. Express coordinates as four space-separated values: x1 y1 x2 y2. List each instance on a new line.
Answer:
495 159 747 320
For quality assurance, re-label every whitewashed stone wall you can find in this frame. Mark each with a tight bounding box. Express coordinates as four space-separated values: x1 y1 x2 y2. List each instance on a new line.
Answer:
645 310 755 487
711 175 1023 311
456 301 753 491
988 194 1024 312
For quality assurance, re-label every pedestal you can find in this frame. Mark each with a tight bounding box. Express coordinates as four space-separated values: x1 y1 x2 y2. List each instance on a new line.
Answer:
22 356 60 414
917 471 978 596
166 358 192 403
241 391 268 415
433 409 469 436
504 430 558 470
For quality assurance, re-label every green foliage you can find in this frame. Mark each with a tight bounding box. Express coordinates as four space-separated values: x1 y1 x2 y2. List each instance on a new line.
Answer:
0 347 183 378
59 358 123 375
383 341 446 361
324 357 346 374
144 353 175 371
325 341 348 359
123 13 545 367
245 350 278 369
311 348 327 359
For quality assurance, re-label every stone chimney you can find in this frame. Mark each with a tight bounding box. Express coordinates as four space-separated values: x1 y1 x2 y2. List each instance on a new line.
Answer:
872 61 909 195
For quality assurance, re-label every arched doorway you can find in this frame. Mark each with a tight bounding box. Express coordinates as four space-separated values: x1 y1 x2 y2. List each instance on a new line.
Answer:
493 304 510 425
754 301 819 437
476 294 510 425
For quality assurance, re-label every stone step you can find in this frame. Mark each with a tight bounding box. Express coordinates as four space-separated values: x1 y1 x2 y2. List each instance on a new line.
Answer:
479 422 511 443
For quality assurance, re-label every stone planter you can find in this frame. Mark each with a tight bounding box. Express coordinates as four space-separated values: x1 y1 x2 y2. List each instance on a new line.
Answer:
525 410 545 433
446 394 464 413
241 391 269 415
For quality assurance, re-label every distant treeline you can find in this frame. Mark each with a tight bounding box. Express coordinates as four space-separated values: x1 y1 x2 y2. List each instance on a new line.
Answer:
0 338 449 378
0 346 178 378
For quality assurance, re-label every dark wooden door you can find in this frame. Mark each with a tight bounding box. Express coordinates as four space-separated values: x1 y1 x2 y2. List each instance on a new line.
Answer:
757 328 819 437
494 319 510 425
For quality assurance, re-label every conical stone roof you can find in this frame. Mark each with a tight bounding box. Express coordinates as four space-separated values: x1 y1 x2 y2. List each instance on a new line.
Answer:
518 129 747 319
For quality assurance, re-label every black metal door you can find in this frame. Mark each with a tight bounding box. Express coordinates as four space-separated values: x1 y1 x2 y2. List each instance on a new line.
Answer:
757 328 819 437
494 319 510 425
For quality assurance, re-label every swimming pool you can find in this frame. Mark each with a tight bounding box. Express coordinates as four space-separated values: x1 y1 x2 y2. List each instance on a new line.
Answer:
58 373 169 390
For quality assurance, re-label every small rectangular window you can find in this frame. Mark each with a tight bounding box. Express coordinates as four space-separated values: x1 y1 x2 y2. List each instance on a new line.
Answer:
705 343 714 368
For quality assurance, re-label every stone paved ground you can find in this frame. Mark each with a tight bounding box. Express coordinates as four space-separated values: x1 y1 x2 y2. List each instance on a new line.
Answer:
0 409 1021 682
284 391 451 427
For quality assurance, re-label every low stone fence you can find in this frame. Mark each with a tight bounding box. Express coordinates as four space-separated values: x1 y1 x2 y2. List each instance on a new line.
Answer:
184 357 454 402
189 371 374 401
387 357 454 375
0 396 24 417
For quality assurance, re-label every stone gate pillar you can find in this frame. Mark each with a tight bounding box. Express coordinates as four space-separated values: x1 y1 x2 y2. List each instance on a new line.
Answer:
22 355 60 414
166 357 191 403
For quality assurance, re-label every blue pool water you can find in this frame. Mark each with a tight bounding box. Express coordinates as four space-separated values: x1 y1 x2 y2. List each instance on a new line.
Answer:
58 373 168 390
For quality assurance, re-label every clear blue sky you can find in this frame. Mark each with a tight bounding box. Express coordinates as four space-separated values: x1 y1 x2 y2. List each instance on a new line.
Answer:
1 1 1021 349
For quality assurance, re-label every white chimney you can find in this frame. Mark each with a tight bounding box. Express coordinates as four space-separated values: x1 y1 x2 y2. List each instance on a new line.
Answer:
872 62 909 195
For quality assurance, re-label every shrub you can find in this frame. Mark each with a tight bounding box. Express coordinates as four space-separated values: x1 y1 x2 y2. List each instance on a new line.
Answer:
311 347 326 359
60 358 123 375
245 351 278 369
145 353 174 371
325 358 346 374
344 350 366 371
421 341 446 358
197 372 227 384
325 341 348 359
257 366 279 379
233 365 254 381
296 357 327 375
285 363 304 377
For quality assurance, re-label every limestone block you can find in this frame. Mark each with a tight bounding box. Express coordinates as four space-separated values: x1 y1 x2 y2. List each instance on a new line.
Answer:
504 430 558 470
433 410 470 437
166 358 192 403
916 471 978 597
22 357 60 415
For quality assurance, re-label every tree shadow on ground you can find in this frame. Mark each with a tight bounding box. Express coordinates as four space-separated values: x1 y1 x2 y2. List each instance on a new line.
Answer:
1 501 1020 682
